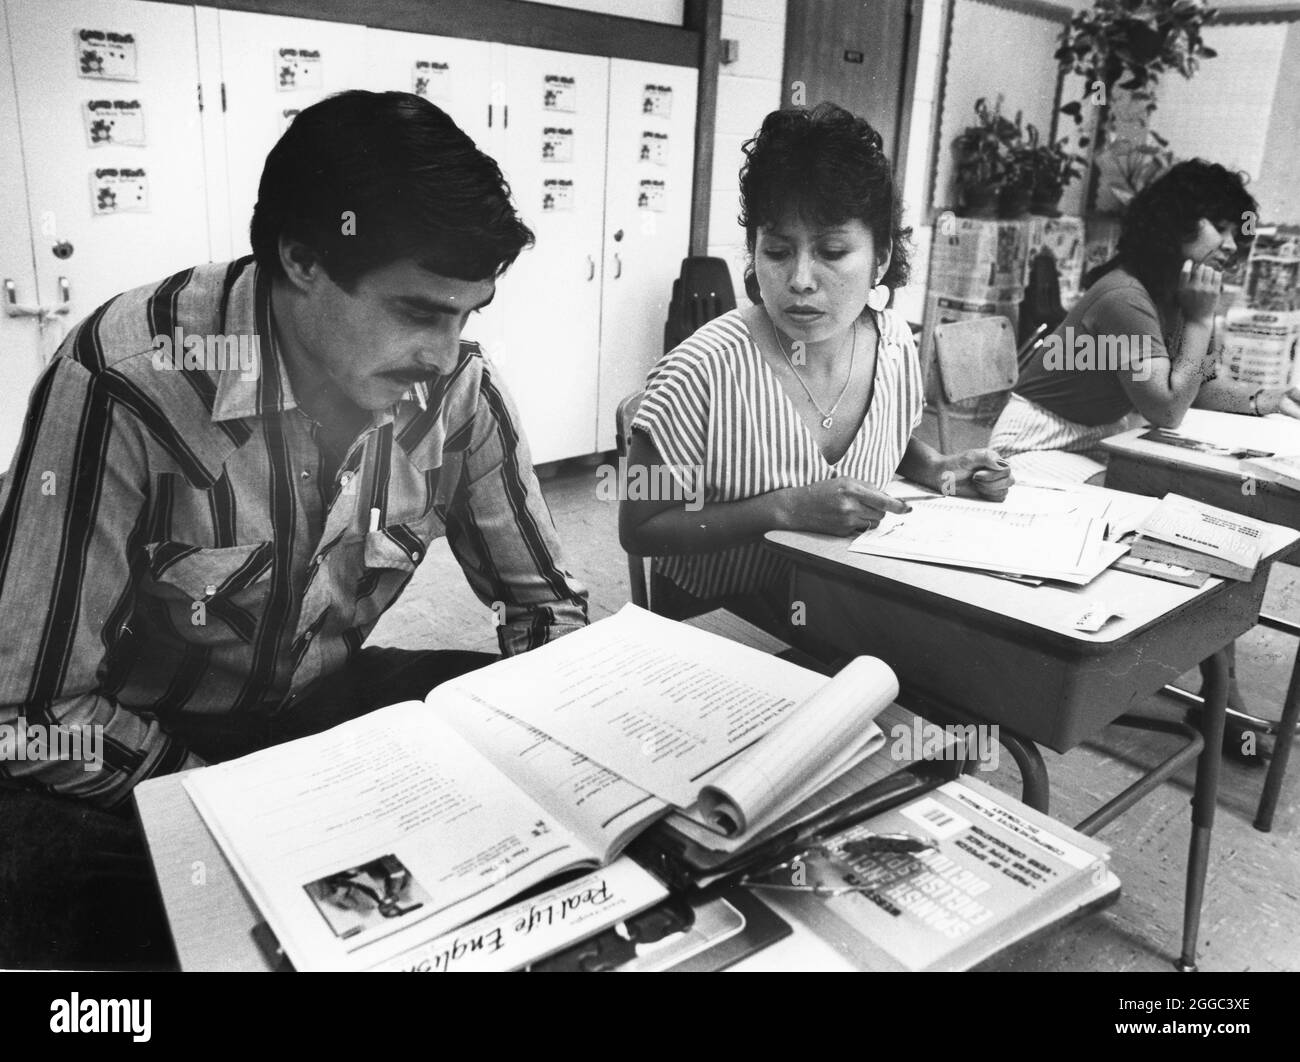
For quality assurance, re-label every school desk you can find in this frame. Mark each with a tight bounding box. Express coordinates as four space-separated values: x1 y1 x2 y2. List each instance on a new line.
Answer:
1102 408 1300 832
132 610 981 972
764 486 1299 971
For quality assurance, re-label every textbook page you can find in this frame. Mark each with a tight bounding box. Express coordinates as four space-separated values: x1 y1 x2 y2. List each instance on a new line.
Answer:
691 656 895 837
436 605 828 809
432 687 669 860
185 701 594 972
667 702 955 854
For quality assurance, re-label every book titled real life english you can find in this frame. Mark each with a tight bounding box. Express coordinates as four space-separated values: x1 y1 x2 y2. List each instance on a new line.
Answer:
183 605 899 971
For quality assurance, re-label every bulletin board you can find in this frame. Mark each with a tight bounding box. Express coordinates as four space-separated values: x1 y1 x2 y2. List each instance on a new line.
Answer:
1154 11 1300 225
927 0 1072 217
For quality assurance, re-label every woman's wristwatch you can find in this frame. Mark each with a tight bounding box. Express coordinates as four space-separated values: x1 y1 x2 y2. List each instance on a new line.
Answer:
1250 388 1268 416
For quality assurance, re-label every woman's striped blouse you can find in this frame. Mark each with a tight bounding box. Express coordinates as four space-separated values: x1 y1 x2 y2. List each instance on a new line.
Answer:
632 306 923 601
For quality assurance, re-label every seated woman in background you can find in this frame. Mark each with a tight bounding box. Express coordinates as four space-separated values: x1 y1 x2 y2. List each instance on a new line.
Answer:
619 103 1011 632
990 159 1300 484
992 159 1294 761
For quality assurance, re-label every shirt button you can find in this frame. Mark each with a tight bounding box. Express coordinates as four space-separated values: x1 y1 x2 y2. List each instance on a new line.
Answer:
339 471 353 487
301 469 312 480
303 631 314 643
204 583 217 597
411 551 421 562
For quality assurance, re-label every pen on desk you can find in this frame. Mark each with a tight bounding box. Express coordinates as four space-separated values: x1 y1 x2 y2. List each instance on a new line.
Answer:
723 768 931 883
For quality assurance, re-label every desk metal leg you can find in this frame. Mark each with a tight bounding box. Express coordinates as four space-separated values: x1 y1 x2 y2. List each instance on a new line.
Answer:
1256 637 1300 832
1179 649 1228 973
1075 715 1203 837
897 686 1049 813
999 732 1050 814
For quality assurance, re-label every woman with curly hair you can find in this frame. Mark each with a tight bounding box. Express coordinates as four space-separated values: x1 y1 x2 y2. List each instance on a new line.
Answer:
992 159 1295 761
991 158 1300 482
619 103 1011 628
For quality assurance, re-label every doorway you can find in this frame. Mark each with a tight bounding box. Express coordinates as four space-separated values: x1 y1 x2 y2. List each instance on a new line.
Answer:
781 0 920 180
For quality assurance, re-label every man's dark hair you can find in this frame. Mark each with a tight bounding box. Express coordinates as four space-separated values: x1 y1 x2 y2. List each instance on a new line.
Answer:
1085 158 1257 301
738 102 912 304
250 90 534 288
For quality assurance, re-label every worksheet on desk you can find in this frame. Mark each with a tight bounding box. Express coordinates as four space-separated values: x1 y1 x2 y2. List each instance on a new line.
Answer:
886 481 1112 523
850 495 1106 579
1165 409 1300 456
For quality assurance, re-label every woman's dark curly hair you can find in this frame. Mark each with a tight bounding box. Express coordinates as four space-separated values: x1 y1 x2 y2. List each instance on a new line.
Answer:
1085 159 1257 301
738 103 911 307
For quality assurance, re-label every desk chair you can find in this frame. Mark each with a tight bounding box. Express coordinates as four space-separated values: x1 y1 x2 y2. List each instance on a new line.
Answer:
931 315 1019 453
615 391 649 609
1019 249 1067 350
664 256 736 353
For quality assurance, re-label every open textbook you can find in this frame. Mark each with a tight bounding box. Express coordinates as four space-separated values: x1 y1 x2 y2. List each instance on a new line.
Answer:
852 484 1126 584
184 606 899 971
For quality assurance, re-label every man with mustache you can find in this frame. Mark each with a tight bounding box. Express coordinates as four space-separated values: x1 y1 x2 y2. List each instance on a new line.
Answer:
0 91 588 967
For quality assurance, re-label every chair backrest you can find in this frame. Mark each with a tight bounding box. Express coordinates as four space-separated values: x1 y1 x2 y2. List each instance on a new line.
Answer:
615 390 643 459
932 316 1019 405
1019 249 1067 348
664 256 736 352
614 390 649 609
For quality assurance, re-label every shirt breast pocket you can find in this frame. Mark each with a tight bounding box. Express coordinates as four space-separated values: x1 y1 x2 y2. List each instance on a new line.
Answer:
354 520 430 628
144 540 274 645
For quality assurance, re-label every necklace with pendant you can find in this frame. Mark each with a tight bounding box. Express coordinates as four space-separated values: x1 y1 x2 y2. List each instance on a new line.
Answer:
773 319 857 429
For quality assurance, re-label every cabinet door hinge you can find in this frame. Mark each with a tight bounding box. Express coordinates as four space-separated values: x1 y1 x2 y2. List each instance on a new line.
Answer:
221 82 227 112
197 83 203 112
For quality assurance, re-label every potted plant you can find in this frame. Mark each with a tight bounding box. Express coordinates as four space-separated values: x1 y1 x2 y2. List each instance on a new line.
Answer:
952 96 1020 219
1096 128 1176 210
1055 0 1218 210
1019 124 1088 215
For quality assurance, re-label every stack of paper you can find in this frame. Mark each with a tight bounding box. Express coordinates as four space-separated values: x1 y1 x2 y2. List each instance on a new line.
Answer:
852 485 1126 585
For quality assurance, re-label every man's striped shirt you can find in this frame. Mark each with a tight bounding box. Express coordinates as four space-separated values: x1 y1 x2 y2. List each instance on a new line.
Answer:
632 307 923 600
0 257 588 807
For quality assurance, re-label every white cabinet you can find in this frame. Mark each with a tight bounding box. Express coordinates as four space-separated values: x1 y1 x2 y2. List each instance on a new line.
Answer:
4 0 213 332
213 9 369 259
492 45 611 464
0 1 698 471
362 28 493 148
596 58 696 452
0 0 43 471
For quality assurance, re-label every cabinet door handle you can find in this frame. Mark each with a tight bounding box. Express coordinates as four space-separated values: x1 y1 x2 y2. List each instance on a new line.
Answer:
3 278 43 318
613 253 622 279
586 255 595 281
